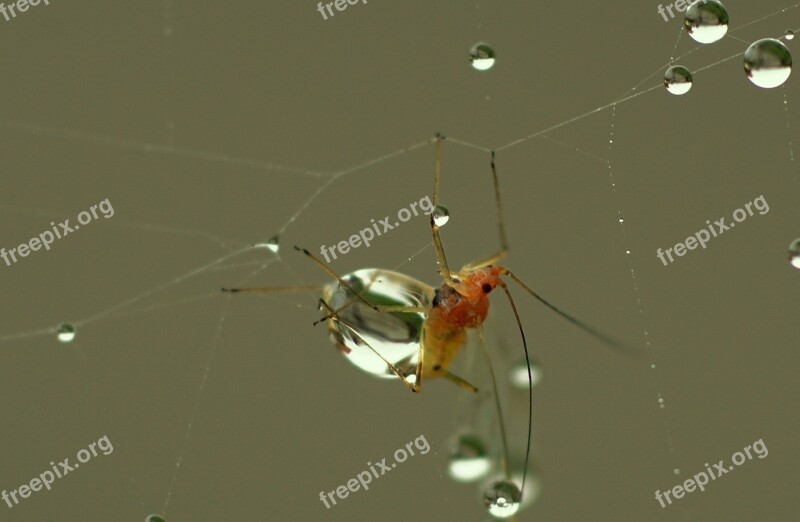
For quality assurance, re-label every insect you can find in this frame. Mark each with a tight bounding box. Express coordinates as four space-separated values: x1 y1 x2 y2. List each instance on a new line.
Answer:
223 135 629 517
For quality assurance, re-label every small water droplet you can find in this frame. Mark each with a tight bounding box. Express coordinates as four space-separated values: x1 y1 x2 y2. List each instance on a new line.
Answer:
626 249 631 254
509 359 543 388
433 205 450 227
618 218 624 223
447 433 492 482
684 0 729 44
786 29 795 41
145 516 166 522
789 238 800 269
657 394 665 409
56 324 75 343
470 43 496 71
255 235 280 253
664 65 694 95
744 38 793 88
673 468 681 475
483 480 521 518
650 363 656 369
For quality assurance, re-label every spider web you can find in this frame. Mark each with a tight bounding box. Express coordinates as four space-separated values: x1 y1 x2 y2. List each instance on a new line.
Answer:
0 2 798 521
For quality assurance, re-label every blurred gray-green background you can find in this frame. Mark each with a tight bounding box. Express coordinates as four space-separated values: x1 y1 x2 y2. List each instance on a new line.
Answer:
0 1 798 520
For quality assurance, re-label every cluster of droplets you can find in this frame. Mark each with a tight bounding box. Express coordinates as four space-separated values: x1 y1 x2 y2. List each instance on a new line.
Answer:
665 1 793 95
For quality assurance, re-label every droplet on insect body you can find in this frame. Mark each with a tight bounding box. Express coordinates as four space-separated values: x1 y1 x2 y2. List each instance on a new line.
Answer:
433 204 450 227
323 269 429 379
447 433 492 482
786 29 795 41
255 235 280 253
684 0 729 44
509 359 542 389
788 238 800 269
483 480 521 518
145 516 166 522
470 43 496 71
744 38 792 89
664 65 694 95
56 324 75 343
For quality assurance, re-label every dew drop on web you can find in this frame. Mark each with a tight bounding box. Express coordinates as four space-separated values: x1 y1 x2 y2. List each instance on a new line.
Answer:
483 479 521 518
447 432 492 482
744 38 793 89
664 65 693 95
255 234 280 254
56 323 75 343
788 238 800 269
470 43 496 71
684 0 729 44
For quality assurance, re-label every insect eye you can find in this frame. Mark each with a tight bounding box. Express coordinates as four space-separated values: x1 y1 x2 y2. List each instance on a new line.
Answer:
482 283 492 294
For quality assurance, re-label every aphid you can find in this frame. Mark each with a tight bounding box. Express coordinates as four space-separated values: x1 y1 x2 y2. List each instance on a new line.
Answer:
223 135 628 516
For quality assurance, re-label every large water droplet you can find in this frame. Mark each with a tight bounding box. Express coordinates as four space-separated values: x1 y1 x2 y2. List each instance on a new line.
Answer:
744 38 793 88
786 29 795 41
483 480 521 518
470 43 496 71
664 65 694 95
447 433 492 482
324 269 429 379
255 235 280 253
788 238 800 269
509 359 543 388
433 204 450 227
145 516 166 522
56 324 75 343
684 0 729 44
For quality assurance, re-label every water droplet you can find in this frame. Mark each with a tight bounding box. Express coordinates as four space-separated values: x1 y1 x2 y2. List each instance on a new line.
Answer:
56 324 75 343
626 249 631 254
145 516 166 522
447 433 492 482
483 480 521 518
509 359 542 389
255 235 280 253
618 218 624 223
657 394 665 409
744 38 793 88
470 43 496 71
664 65 694 95
786 29 795 41
325 269 428 379
788 238 800 269
650 363 656 369
433 205 450 227
673 468 681 475
684 0 729 44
